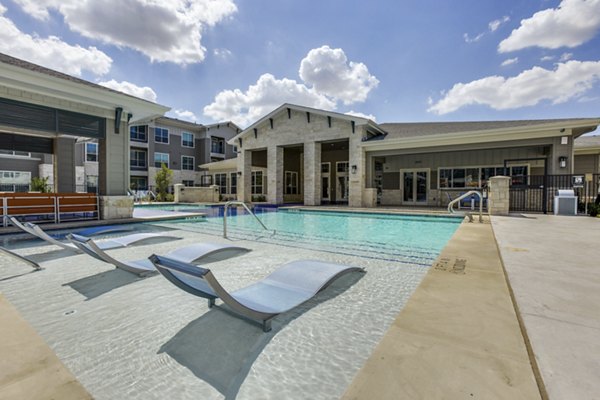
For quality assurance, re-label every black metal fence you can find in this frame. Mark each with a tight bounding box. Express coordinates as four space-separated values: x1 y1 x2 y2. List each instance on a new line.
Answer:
509 174 600 213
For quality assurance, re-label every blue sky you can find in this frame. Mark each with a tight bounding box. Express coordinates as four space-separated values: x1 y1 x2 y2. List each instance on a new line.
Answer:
1 0 600 127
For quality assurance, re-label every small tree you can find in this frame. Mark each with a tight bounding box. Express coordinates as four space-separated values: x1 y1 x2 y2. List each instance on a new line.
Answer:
155 163 173 202
31 176 51 193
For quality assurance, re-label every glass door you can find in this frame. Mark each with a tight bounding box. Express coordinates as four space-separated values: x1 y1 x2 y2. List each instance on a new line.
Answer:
401 169 429 205
321 162 330 202
336 162 349 202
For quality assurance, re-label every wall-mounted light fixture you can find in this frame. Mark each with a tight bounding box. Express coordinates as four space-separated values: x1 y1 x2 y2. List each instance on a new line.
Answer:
351 165 357 174
559 156 567 168
237 171 242 176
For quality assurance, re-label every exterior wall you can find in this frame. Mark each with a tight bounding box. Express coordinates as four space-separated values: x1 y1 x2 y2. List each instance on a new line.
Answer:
55 137 76 192
99 117 129 196
574 154 599 174
236 109 364 205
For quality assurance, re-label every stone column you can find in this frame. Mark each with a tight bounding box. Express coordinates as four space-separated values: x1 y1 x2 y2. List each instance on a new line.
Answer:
488 176 511 215
267 145 283 204
303 141 321 206
237 150 252 202
98 117 129 196
348 134 366 207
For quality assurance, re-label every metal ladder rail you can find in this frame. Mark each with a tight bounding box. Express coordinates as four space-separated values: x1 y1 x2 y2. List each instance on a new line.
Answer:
447 190 484 223
223 201 273 238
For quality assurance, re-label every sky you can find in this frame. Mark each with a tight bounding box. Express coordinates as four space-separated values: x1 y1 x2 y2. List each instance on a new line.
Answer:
1 0 600 128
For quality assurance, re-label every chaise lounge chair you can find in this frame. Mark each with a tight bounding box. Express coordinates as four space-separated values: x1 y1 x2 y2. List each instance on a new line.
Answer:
67 233 250 277
148 254 365 331
8 216 177 253
0 246 43 271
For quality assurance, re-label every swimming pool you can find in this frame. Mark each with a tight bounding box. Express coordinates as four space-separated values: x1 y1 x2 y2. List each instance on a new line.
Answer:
159 208 462 266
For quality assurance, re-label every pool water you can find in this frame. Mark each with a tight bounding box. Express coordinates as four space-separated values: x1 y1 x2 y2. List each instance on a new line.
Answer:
162 208 462 266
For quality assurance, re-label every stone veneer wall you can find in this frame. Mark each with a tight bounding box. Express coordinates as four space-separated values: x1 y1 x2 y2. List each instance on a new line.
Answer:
173 184 220 203
99 196 133 219
487 176 511 215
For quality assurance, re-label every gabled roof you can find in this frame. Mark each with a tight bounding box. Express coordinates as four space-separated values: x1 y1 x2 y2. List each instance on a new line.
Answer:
377 119 600 140
229 103 385 144
0 52 170 122
574 135 600 154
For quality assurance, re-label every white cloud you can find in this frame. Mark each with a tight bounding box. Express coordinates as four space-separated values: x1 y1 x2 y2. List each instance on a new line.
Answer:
299 45 379 105
97 79 157 102
499 0 600 52
345 110 377 121
171 109 198 122
559 52 573 61
11 0 237 65
501 57 519 66
464 15 510 43
541 55 555 62
489 16 510 32
428 60 600 114
203 73 335 127
204 46 377 127
213 48 233 60
0 4 111 76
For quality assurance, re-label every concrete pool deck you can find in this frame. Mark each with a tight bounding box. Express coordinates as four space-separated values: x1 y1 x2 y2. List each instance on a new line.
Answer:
1 212 598 399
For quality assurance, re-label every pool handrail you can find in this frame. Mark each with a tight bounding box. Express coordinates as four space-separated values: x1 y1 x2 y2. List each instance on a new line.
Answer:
223 201 274 238
448 190 483 223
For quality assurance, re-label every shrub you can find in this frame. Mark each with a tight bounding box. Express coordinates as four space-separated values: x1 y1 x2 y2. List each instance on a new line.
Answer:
31 176 51 193
588 203 599 217
154 164 173 202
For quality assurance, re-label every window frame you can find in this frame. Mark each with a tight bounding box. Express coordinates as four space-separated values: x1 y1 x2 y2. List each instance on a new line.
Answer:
130 125 148 142
85 142 98 163
211 136 225 154
181 132 194 148
437 164 530 189
154 152 169 168
154 127 169 144
251 170 264 195
181 155 195 171
182 180 195 187
130 149 147 168
230 172 237 195
214 173 228 194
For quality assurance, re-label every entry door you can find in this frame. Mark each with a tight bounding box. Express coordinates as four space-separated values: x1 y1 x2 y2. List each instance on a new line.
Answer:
336 162 349 202
401 169 429 205
321 162 330 201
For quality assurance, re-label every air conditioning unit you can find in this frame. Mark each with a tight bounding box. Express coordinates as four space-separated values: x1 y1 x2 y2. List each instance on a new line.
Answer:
554 189 577 215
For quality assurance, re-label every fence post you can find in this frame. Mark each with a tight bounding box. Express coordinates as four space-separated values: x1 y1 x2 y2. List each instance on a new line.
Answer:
55 196 60 224
2 197 6 227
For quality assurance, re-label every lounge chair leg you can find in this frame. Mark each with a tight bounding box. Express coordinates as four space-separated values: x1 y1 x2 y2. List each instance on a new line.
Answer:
208 298 215 308
262 319 272 332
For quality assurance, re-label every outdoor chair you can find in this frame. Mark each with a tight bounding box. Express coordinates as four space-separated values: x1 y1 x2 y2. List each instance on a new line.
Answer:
67 234 249 277
0 246 43 271
8 216 178 253
148 255 365 332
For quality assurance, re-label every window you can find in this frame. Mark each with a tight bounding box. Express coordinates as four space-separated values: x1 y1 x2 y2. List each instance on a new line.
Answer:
181 155 195 171
182 180 194 187
200 175 213 186
232 145 238 154
230 173 237 195
285 171 298 195
337 162 349 173
130 125 147 142
182 132 194 148
321 163 330 173
130 176 147 190
0 150 31 157
154 152 169 168
0 170 31 192
85 142 98 162
155 127 169 144
214 173 227 194
251 171 263 194
439 165 529 188
211 136 225 154
130 149 147 168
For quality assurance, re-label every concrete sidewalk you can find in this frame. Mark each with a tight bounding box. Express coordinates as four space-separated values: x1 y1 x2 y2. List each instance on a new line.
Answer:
492 215 600 400
343 219 541 399
0 294 92 400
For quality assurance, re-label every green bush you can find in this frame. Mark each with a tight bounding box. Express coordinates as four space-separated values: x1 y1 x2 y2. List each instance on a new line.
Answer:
31 176 51 193
588 203 599 217
154 164 173 202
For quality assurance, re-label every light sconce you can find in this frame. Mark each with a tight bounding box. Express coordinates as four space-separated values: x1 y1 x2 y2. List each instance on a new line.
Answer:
351 165 357 174
237 171 242 176
559 156 567 168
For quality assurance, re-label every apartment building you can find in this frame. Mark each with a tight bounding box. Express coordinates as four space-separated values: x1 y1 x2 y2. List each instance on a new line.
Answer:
129 117 239 190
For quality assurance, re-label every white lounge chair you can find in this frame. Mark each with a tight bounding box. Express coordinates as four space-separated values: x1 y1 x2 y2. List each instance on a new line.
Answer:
148 255 365 331
8 216 177 253
0 246 43 271
67 233 249 277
